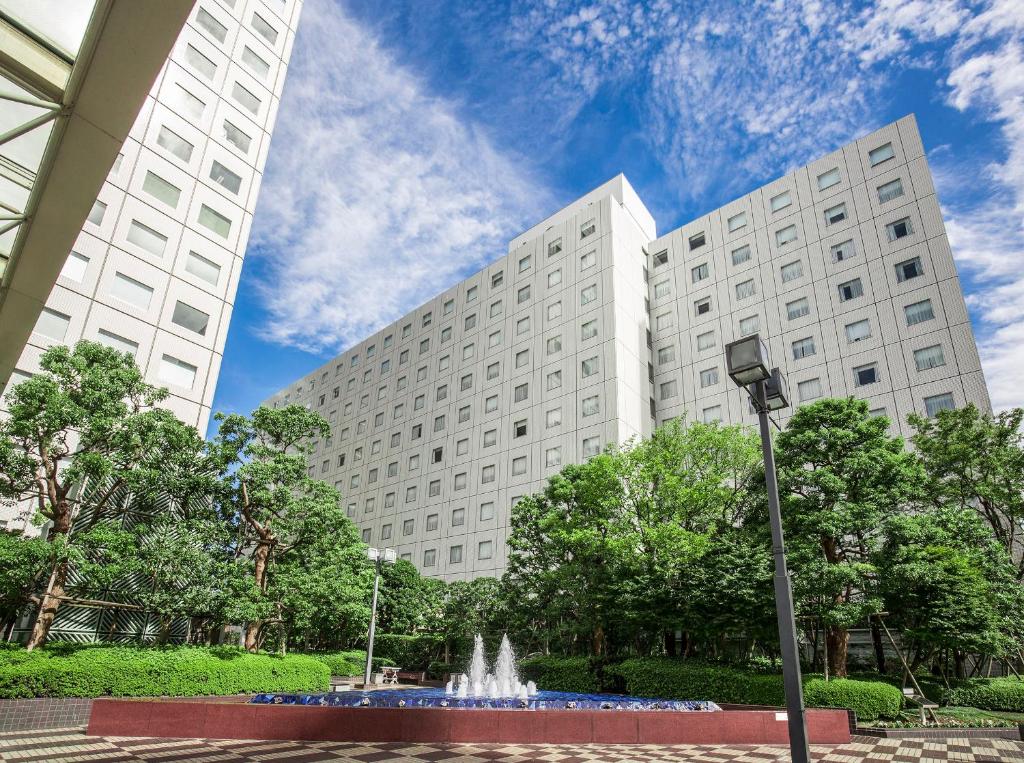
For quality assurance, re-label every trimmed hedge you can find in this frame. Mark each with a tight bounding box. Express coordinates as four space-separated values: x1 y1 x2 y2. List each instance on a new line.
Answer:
943 677 1024 712
305 650 382 677
372 634 443 670
0 645 329 699
518 656 600 694
803 678 903 722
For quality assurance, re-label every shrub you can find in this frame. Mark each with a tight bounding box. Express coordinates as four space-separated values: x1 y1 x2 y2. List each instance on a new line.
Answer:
372 634 443 670
803 678 903 722
518 656 600 693
305 650 382 677
428 661 461 680
0 645 329 699
943 677 1024 712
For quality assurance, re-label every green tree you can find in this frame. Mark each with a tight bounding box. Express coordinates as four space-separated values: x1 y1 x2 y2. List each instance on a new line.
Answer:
876 507 1023 678
210 405 369 651
374 558 440 636
775 397 922 677
0 341 208 649
0 532 49 637
909 405 1024 578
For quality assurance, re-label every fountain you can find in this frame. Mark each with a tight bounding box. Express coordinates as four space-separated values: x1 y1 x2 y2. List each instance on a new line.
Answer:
447 633 535 699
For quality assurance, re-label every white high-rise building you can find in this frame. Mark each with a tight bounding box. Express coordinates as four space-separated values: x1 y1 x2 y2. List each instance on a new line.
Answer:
273 116 990 582
5 0 303 435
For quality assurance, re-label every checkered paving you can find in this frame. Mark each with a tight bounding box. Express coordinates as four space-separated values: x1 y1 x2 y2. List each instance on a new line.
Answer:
0 728 1021 762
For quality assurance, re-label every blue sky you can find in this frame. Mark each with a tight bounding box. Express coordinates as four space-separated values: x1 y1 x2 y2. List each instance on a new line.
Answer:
211 0 1024 423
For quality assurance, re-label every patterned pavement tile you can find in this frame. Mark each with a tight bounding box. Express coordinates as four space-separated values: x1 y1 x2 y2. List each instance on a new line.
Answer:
0 729 1022 763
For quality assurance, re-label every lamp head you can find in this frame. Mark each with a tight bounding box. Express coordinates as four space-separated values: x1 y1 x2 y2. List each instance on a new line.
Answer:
366 547 380 561
725 335 771 387
764 367 789 411
383 548 398 564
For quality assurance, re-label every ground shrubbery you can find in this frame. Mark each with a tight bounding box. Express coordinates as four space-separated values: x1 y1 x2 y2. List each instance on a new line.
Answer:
943 677 1024 712
518 656 600 693
305 650 381 677
372 634 443 670
0 645 329 699
803 678 904 722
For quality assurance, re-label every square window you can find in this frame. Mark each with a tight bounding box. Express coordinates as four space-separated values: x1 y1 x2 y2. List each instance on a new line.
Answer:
924 392 955 417
878 178 904 203
478 540 494 559
546 336 562 355
731 244 752 266
483 429 497 447
546 408 561 428
581 284 597 305
582 436 601 458
792 336 816 359
660 380 678 400
700 367 719 387
781 260 803 283
429 479 441 497
657 345 676 364
770 190 792 212
580 218 596 238
831 239 855 263
580 250 596 270
727 211 747 232
480 502 494 521
735 279 756 300
546 370 562 391
517 317 530 335
775 224 798 247
854 364 878 386
403 519 415 536
838 278 863 301
817 168 840 190
486 395 499 412
514 383 529 402
517 285 531 304
487 362 500 380
654 280 671 299
511 457 527 476
886 217 914 241
581 356 599 376
441 326 452 343
545 447 561 468
461 374 472 391
449 545 464 564
694 298 711 316
895 257 923 282
548 301 562 320
444 298 455 315
798 377 823 401
652 250 669 267
465 313 477 330
423 312 433 327
433 415 446 432
423 549 436 567
519 254 532 272
482 464 496 483
703 405 722 423
869 142 895 166
548 238 563 257
457 438 469 455
515 349 529 368
582 395 599 416
738 315 759 336
787 298 810 320
905 299 935 326
492 271 504 288
824 202 847 225
548 269 562 288
656 312 673 331
581 319 598 340
914 344 946 371
432 446 444 463
845 318 871 342
692 263 709 283
490 300 503 318
458 405 470 422
689 232 706 250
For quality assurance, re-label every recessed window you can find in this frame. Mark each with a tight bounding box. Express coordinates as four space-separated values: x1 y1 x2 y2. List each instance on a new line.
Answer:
699 367 719 388
652 250 669 267
156 126 194 162
174 84 205 120
33 308 70 341
895 257 923 283
433 415 446 432
580 284 597 305
655 312 673 331
727 211 747 232
878 178 904 203
692 263 709 283
694 298 711 316
458 404 470 422
738 315 759 336
581 356 599 377
735 279 756 300
824 202 847 226
457 438 469 455
428 479 441 497
545 447 562 468
460 374 473 391
127 219 167 256
580 250 596 270
838 278 863 301
854 364 878 387
489 300 503 319
222 121 251 153
547 370 562 390
654 280 671 299
775 224 798 247
514 419 527 437
547 269 562 288
512 457 527 476
231 81 261 114
886 217 913 242
660 380 678 400
171 301 210 335
478 540 494 560
546 408 561 428
195 8 228 42
581 319 598 340
770 190 792 212
580 218 596 238
60 251 89 282
406 486 417 502
482 464 496 483
185 251 220 286
703 405 722 424
209 161 242 194
381 524 392 540
791 336 816 360
905 299 935 326
914 344 946 371
831 239 855 263
111 272 154 309
731 244 752 266
198 204 232 238
817 168 840 191
251 12 279 44
780 260 803 283
689 232 706 250
869 142 895 166
519 254 532 272
548 238 562 257
184 44 217 79
797 377 823 401
436 384 447 402
696 331 715 351
486 362 500 380
924 392 955 417
423 549 436 567
96 329 138 357
403 519 415 536
158 354 197 388
486 395 499 412
845 318 871 343
582 395 599 416
440 326 452 344
241 46 270 80
483 429 497 447
786 297 810 320
466 284 478 302
443 298 455 316
546 335 562 355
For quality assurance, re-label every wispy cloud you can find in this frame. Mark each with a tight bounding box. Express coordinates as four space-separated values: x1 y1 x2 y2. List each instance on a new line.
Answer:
247 0 547 353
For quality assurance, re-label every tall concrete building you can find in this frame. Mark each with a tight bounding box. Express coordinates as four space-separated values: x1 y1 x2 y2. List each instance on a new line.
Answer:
267 115 990 581
3 0 303 436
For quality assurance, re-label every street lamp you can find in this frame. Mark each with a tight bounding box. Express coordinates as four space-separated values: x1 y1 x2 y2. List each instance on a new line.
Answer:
724 334 810 763
363 546 397 686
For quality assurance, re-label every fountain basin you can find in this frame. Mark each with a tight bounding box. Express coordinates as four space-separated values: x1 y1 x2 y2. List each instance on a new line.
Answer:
250 688 720 712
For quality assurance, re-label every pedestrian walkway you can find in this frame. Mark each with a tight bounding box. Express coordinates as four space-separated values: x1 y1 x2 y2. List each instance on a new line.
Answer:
0 727 1021 761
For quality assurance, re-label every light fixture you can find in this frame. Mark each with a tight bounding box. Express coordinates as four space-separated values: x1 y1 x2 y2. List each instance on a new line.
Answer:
763 367 789 411
725 335 771 386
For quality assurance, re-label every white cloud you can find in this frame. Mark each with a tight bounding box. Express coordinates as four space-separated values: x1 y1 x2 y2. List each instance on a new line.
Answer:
248 0 546 353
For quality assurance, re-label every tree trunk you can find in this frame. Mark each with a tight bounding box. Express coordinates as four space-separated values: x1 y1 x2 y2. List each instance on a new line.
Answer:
825 626 849 678
26 560 68 651
954 650 967 680
244 541 271 652
592 624 605 657
664 630 676 657
870 621 887 674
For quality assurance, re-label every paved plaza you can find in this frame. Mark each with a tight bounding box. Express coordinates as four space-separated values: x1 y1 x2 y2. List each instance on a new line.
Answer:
0 728 1022 762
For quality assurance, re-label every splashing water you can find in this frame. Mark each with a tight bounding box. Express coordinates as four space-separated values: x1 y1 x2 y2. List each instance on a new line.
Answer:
448 634 536 699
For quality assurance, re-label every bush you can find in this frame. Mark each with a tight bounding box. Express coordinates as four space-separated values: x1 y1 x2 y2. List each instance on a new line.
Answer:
0 645 329 699
305 650 382 677
428 661 461 680
608 658 786 705
943 677 1024 712
518 656 600 693
372 634 443 670
803 678 903 722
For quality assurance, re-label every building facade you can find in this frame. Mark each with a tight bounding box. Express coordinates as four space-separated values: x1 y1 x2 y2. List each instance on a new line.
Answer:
265 115 991 581
5 0 303 439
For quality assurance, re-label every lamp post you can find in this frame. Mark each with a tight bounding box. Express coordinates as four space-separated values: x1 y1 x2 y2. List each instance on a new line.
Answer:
725 335 810 763
363 546 397 686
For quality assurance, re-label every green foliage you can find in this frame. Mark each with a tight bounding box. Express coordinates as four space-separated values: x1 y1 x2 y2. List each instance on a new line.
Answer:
305 650 381 676
803 678 903 722
372 634 443 670
0 645 328 698
0 533 49 627
943 678 1024 712
518 656 600 693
